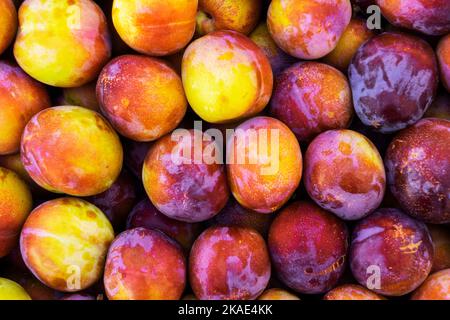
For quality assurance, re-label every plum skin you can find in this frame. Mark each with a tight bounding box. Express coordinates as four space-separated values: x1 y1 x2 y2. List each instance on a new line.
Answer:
104 227 186 300
349 32 438 133
268 201 348 294
385 118 450 224
304 129 386 221
189 226 271 300
350 208 434 296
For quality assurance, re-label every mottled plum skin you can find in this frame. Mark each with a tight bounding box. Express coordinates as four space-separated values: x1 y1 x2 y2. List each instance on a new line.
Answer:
267 0 352 59
268 202 348 294
376 0 450 36
270 62 353 142
104 228 186 300
126 199 202 252
87 170 138 231
21 106 123 197
437 35 450 93
227 117 302 213
97 55 187 141
190 226 271 300
350 208 434 296
412 269 450 300
349 33 438 133
0 0 17 55
324 284 385 300
249 23 297 76
428 225 450 272
0 61 50 155
304 130 386 220
20 198 114 292
323 18 374 72
182 30 273 123
143 130 229 222
209 198 273 237
0 167 32 258
112 0 197 56
197 0 261 35
385 118 450 224
14 0 111 87
258 288 300 300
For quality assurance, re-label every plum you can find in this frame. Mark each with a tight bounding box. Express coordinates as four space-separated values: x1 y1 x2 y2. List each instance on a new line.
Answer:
190 226 271 300
0 167 32 257
143 129 229 222
14 0 111 87
385 118 450 223
437 34 450 93
268 201 348 294
112 0 197 56
267 0 352 59
376 0 450 36
0 61 50 155
304 129 386 220
0 0 17 55
324 284 385 300
350 208 433 296
97 55 187 141
21 106 123 197
258 288 300 300
428 225 450 272
20 198 114 292
349 32 438 133
227 117 302 213
412 269 450 300
87 169 138 231
0 278 31 300
270 62 353 142
182 30 272 123
104 228 186 300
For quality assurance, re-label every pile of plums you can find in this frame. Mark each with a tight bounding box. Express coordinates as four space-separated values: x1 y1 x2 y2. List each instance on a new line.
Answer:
0 0 449 301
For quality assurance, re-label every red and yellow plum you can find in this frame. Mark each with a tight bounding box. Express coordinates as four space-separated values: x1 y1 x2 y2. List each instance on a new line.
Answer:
268 201 348 294
350 208 433 296
104 228 186 300
304 130 386 220
190 226 271 300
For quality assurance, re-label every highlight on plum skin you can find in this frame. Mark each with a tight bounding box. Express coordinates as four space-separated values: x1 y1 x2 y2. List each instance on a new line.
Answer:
268 201 348 295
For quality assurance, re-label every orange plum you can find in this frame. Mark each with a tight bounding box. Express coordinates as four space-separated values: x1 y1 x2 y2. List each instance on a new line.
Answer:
21 106 123 197
0 61 50 155
0 0 17 55
0 167 32 258
112 0 197 56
